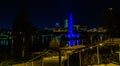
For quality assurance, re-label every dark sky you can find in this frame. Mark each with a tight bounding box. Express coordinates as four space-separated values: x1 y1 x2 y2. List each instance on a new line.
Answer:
0 0 119 29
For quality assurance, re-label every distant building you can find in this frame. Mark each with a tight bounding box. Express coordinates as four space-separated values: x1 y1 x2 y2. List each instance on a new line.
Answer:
64 19 68 28
74 25 80 31
79 26 88 32
0 30 13 46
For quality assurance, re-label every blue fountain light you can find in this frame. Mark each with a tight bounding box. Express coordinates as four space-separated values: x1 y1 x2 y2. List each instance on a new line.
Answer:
65 12 81 46
69 12 73 34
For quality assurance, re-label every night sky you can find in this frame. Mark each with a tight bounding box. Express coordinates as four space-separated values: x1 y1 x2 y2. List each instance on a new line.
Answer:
0 0 119 29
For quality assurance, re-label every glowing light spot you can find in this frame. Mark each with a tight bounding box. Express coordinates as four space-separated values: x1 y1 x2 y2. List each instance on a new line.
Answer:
90 47 93 49
82 49 85 51
55 22 60 27
99 43 103 46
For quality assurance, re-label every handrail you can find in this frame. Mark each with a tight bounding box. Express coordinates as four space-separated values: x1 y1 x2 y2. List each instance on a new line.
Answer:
70 38 114 55
25 50 52 63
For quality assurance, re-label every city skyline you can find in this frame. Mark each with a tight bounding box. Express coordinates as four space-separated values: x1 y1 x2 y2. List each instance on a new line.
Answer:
0 0 119 29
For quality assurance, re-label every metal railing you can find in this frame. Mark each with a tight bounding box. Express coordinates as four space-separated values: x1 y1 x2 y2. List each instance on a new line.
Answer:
12 38 120 66
12 50 53 66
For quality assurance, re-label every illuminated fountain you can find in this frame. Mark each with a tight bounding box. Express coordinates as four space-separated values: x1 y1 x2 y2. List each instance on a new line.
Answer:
65 12 81 46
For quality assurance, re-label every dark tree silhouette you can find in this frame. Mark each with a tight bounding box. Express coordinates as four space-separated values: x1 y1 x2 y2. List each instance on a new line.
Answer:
12 7 36 33
12 7 36 60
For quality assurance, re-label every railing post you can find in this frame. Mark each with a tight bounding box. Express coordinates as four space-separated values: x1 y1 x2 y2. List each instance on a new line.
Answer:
119 44 120 64
42 56 44 66
26 63 27 66
32 61 34 66
42 35 44 45
97 46 99 65
90 35 93 44
59 50 61 66
1 63 2 66
67 54 69 66
79 51 81 66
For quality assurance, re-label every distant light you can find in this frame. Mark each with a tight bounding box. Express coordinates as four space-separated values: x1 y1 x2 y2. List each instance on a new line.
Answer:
9 36 12 39
90 46 93 49
74 51 78 54
19 32 22 34
55 22 60 27
99 43 103 46
82 49 84 51
108 8 112 11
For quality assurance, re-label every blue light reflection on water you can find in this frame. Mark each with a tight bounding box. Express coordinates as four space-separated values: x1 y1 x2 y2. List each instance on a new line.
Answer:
67 33 80 46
